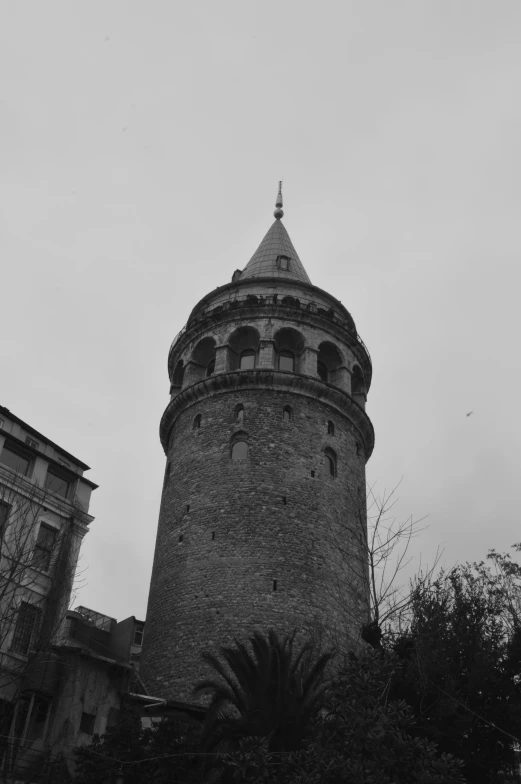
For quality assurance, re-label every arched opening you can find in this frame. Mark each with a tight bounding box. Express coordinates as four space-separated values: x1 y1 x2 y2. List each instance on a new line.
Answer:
317 342 343 387
283 406 292 422
231 431 249 460
172 360 185 388
327 420 335 436
352 365 365 396
191 337 217 382
193 414 202 429
324 447 337 478
317 361 328 382
228 326 260 371
274 328 304 374
235 404 244 423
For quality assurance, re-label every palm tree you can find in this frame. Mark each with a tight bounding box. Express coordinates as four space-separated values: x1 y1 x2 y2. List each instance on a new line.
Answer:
192 629 333 758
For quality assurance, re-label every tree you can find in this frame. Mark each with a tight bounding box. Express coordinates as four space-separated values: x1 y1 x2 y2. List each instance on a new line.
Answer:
73 703 202 783
223 649 465 784
192 629 333 782
321 478 440 655
387 551 521 783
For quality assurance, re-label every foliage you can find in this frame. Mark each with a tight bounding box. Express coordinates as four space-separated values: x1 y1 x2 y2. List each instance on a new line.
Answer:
386 548 521 783
73 704 202 783
221 650 465 784
192 629 333 781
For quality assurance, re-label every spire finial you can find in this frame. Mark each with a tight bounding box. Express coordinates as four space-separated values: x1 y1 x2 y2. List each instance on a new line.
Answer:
274 180 284 219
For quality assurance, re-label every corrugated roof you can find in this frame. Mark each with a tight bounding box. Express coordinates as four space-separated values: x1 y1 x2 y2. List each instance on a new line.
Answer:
240 219 311 284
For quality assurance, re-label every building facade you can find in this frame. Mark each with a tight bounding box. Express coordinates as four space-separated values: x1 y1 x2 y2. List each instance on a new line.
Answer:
0 405 98 778
141 187 374 700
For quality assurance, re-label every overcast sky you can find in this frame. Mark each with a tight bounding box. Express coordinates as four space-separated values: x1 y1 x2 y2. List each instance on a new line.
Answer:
1 1 520 622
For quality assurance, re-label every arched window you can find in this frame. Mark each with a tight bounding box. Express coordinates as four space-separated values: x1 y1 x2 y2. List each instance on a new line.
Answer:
324 448 337 478
274 327 304 374
193 414 201 429
317 342 343 387
240 349 256 370
172 360 185 387
228 326 260 371
191 337 217 383
356 441 362 456
283 406 292 422
327 421 335 436
352 365 365 396
278 351 294 372
235 404 244 423
317 361 328 382
231 440 248 460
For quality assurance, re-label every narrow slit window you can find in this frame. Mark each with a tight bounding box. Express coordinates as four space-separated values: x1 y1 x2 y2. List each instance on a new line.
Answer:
273 580 278 591
235 404 244 423
193 414 202 429
283 406 292 422
327 421 335 436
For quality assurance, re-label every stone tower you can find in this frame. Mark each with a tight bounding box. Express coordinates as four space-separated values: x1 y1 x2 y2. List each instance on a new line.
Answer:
141 186 374 700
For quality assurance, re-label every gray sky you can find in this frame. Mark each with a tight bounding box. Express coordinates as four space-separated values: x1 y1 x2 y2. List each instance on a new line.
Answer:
1 1 520 622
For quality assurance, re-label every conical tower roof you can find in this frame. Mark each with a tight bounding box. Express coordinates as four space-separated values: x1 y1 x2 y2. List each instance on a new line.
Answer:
239 183 311 284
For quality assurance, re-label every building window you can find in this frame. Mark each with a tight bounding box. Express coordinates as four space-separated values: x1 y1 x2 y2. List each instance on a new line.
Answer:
317 361 328 383
239 350 256 370
324 448 337 478
44 466 70 499
134 624 144 646
206 359 215 377
32 523 57 572
327 421 335 436
0 442 31 477
277 255 291 271
193 414 202 429
11 603 41 655
80 712 96 735
278 351 295 372
283 406 292 422
0 501 11 535
231 440 248 460
25 437 39 450
235 405 244 423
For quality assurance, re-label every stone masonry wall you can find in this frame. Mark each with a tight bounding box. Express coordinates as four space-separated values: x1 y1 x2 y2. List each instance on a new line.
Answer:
141 384 369 701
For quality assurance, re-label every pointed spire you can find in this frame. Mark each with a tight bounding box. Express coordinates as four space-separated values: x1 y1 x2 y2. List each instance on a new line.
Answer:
239 184 311 283
274 181 284 219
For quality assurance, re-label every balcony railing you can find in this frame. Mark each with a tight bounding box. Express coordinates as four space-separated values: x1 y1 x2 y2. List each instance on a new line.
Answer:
169 293 371 364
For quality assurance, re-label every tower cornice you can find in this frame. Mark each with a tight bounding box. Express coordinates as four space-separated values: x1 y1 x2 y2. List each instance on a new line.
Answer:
160 370 374 460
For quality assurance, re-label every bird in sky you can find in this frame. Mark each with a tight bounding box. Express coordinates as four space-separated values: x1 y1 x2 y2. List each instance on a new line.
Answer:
466 411 473 417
